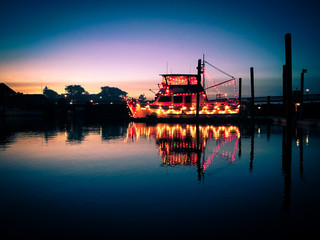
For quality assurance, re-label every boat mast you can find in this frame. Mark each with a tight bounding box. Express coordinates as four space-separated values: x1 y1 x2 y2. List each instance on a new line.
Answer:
196 59 202 119
202 54 205 88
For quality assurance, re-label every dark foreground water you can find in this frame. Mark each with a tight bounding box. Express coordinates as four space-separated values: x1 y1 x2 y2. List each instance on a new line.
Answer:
0 118 319 239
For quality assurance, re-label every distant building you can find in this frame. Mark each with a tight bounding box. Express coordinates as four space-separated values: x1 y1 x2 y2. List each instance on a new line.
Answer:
0 84 50 116
0 83 16 97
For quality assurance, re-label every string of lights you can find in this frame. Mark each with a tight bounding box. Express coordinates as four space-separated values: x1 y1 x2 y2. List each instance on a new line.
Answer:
204 72 232 101
204 61 238 100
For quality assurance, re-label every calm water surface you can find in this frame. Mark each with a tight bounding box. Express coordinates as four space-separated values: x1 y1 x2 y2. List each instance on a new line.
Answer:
0 118 319 239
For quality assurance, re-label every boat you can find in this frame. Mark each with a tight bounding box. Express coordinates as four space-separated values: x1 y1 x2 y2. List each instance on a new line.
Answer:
127 59 240 119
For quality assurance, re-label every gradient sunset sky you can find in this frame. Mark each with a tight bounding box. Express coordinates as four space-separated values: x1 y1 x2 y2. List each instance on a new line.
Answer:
0 0 319 99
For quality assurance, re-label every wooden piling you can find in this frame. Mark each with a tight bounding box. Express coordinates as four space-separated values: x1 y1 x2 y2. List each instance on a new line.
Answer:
283 65 287 115
285 33 293 122
300 69 307 119
267 96 271 116
250 67 255 118
239 78 242 116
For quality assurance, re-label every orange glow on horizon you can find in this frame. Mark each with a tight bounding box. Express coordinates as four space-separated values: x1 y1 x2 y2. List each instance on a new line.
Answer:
2 80 158 98
0 60 160 97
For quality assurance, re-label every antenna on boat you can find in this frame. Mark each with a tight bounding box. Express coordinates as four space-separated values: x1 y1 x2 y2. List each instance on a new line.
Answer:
166 62 168 74
149 89 157 95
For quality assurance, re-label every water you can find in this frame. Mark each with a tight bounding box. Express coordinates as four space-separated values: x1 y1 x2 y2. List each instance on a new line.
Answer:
0 118 319 239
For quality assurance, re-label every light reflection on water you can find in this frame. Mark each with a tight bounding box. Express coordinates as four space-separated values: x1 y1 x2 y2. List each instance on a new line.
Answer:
0 118 320 238
126 123 240 179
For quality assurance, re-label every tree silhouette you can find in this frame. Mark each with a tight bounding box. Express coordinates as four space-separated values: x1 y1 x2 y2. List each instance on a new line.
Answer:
99 86 127 102
139 94 146 102
43 86 58 99
65 85 85 97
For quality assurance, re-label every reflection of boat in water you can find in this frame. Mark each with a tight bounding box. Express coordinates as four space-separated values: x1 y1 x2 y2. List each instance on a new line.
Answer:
125 123 240 173
127 59 240 119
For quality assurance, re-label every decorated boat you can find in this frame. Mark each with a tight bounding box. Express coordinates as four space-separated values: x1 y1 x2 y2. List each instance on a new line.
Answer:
127 59 240 119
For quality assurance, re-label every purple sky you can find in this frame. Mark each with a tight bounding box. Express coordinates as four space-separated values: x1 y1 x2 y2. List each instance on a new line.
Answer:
0 0 319 98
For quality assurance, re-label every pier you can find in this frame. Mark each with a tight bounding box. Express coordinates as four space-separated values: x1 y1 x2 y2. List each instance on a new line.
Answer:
230 94 320 103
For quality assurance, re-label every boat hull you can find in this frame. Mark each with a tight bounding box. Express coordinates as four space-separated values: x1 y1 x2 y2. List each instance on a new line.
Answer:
127 102 239 119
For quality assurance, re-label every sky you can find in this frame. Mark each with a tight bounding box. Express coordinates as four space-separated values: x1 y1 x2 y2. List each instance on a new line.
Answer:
0 0 319 99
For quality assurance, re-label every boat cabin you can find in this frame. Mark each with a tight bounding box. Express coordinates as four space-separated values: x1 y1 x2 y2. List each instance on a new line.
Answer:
151 74 207 109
